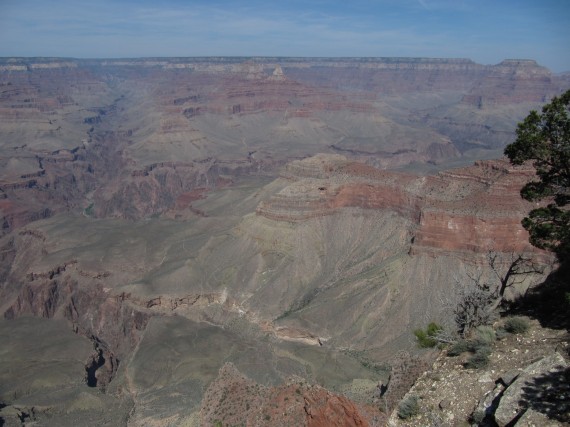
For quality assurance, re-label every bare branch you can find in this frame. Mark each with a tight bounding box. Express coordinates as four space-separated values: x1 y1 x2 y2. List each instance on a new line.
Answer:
487 250 545 304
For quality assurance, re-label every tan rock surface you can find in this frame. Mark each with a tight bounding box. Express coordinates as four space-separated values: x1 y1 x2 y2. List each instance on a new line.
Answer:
387 320 569 426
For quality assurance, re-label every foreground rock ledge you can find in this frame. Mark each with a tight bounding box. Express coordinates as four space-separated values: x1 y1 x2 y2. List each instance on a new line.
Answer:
494 352 569 427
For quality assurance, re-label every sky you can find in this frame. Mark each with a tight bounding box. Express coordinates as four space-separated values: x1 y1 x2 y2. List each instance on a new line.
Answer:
1 0 569 72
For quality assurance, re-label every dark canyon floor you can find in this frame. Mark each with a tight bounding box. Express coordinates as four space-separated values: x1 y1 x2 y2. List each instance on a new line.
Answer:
0 57 568 426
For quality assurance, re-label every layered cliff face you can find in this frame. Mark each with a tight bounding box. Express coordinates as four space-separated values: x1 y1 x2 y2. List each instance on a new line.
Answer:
1 56 568 235
257 154 541 255
0 153 555 426
0 57 564 426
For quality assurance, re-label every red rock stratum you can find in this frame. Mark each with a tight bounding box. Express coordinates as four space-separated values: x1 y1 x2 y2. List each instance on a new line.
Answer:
257 154 544 256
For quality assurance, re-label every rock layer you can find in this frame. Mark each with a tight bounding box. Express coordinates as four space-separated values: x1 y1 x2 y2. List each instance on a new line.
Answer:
0 57 565 426
257 155 544 255
2 56 569 234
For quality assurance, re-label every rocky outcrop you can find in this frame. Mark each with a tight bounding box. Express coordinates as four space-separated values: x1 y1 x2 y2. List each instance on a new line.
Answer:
282 57 568 102
494 353 569 426
200 363 383 427
1 251 151 391
388 320 569 426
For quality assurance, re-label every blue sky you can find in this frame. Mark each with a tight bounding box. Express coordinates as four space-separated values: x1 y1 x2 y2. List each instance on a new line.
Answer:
1 0 569 72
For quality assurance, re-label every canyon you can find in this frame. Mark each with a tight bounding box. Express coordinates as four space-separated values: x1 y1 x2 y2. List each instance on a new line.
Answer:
0 57 566 426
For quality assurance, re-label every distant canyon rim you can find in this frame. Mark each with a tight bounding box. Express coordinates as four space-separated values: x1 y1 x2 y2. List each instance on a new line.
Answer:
0 56 567 426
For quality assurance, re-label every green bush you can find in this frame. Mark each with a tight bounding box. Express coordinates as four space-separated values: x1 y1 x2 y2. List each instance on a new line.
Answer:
504 317 530 334
414 322 442 348
397 395 420 419
84 203 95 217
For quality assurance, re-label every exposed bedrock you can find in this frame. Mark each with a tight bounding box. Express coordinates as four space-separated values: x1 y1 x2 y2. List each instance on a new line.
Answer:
200 363 381 427
257 155 545 255
94 157 279 219
2 263 151 390
0 152 100 235
462 59 562 106
2 56 568 235
0 152 558 425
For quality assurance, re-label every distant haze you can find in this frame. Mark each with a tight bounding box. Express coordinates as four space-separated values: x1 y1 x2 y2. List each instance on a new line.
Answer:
1 0 569 72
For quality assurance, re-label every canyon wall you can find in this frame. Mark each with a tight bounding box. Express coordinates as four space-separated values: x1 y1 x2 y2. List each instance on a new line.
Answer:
257 155 542 256
1 56 568 235
0 57 565 426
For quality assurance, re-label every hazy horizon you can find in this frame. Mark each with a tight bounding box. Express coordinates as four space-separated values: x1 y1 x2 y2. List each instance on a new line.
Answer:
1 0 569 72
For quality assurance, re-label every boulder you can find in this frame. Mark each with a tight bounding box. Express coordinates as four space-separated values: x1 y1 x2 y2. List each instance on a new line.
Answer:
514 409 562 427
473 383 504 424
494 353 568 427
498 369 521 387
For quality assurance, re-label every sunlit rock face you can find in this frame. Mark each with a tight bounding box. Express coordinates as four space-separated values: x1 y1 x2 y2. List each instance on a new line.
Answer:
258 155 540 255
0 57 563 426
1 56 568 235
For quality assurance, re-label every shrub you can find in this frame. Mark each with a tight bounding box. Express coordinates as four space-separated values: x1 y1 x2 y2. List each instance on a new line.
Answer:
504 316 530 334
414 322 443 348
426 322 442 336
447 339 471 356
471 339 491 354
464 346 491 369
84 202 95 217
495 327 509 340
452 274 497 336
448 335 493 370
397 395 420 419
474 325 496 345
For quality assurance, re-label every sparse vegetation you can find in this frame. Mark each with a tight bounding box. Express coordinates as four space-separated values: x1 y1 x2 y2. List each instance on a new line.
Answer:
84 203 94 217
447 339 471 356
445 251 544 338
452 271 497 336
474 325 496 345
382 351 429 411
276 287 320 320
487 251 544 308
447 337 490 356
397 395 420 419
464 345 491 369
446 326 495 369
504 316 530 334
414 322 443 348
